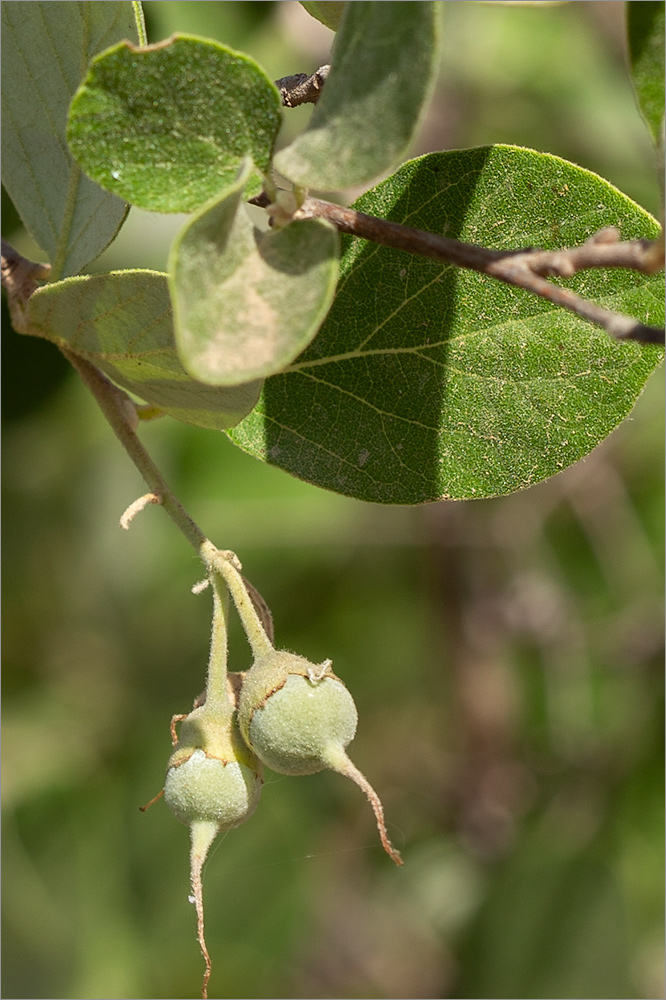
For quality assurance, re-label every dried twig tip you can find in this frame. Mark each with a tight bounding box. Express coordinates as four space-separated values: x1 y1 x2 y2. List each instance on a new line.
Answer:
189 821 218 1000
139 787 164 812
275 64 330 107
120 492 161 529
334 752 404 866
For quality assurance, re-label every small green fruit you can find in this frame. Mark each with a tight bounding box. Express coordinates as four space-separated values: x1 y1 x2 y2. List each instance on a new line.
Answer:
164 698 264 1000
164 702 263 829
243 668 357 776
238 649 402 865
164 748 262 828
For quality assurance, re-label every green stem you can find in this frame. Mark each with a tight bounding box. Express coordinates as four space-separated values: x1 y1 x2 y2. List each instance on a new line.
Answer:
132 1 148 45
62 349 206 552
211 551 274 660
204 570 230 712
64 351 275 659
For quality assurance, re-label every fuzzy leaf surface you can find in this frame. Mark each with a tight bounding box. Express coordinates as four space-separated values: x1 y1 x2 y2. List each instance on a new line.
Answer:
67 35 281 213
274 2 439 190
1 0 136 278
626 1 665 148
229 146 664 504
169 163 339 385
299 2 346 31
26 271 262 429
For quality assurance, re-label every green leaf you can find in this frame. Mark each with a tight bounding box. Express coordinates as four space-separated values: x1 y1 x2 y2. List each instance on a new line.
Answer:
169 160 339 386
300 2 346 31
25 271 262 429
274 2 440 190
67 35 282 213
626 1 665 149
228 146 664 504
1 0 138 279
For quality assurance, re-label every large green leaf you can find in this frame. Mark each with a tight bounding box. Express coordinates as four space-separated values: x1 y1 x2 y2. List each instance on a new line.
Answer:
626 1 665 149
25 271 262 429
1 0 137 279
228 146 664 504
274 2 440 190
67 35 282 213
169 160 339 386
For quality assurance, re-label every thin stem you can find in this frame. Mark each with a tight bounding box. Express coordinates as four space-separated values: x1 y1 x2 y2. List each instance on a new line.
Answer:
62 353 276 645
488 260 664 343
59 346 276 637
204 570 230 712
138 787 165 812
61 349 206 552
297 197 502 270
189 820 218 1000
132 0 148 45
211 551 274 660
287 198 665 344
326 746 403 866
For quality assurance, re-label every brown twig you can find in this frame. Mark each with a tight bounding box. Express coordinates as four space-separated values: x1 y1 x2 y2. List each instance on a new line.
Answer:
59 349 209 552
1 239 51 332
274 65 330 107
1 250 279 622
287 198 664 344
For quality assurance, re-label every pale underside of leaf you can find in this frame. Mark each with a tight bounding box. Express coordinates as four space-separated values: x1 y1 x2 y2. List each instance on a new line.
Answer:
274 1 440 190
1 0 136 278
228 146 664 504
25 271 262 430
169 164 340 386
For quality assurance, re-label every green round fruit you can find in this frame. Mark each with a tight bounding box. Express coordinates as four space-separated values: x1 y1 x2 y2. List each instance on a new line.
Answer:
246 673 358 775
164 749 262 828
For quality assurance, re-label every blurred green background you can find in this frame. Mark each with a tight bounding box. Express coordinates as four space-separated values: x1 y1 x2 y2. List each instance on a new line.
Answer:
2 3 663 998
